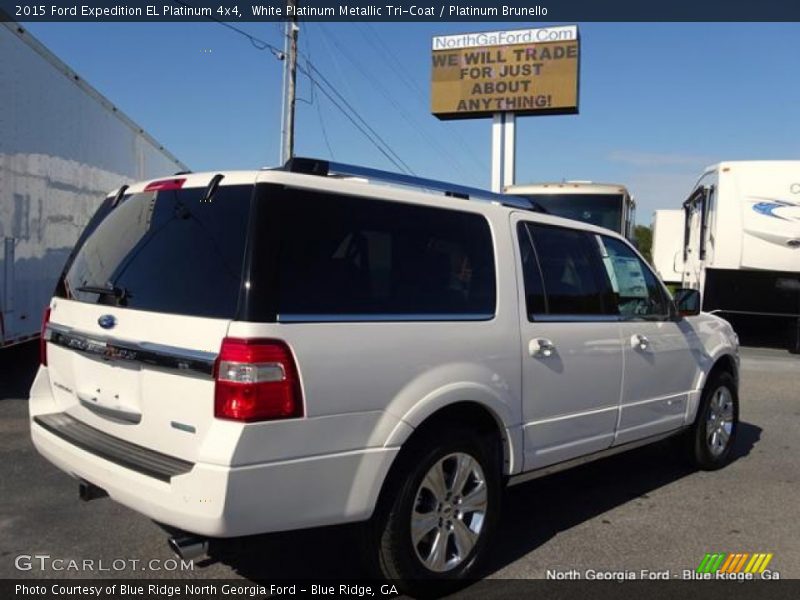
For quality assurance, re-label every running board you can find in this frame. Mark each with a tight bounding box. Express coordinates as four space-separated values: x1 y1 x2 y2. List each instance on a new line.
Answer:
508 428 686 487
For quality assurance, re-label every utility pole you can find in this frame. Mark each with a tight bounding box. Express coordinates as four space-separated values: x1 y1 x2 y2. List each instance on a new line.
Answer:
280 0 299 164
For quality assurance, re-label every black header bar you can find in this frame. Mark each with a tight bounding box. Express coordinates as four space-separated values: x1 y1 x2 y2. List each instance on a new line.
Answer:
2 0 800 22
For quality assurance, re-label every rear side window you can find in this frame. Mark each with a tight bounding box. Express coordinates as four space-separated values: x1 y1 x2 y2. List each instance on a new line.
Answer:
254 187 495 321
57 185 252 319
520 222 615 318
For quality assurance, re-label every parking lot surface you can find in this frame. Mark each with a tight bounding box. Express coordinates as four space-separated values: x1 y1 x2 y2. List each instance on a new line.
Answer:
1 342 798 581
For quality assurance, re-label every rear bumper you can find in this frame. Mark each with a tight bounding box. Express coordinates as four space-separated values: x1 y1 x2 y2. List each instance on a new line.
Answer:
29 371 399 538
33 413 194 482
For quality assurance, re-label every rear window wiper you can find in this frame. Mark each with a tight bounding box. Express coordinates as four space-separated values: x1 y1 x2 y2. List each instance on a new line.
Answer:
75 284 130 301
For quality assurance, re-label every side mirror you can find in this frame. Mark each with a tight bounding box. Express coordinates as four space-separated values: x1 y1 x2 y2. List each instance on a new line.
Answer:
673 288 701 317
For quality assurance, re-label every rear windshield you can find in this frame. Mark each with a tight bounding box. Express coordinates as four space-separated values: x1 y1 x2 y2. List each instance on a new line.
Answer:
246 185 496 321
57 185 252 319
532 193 624 232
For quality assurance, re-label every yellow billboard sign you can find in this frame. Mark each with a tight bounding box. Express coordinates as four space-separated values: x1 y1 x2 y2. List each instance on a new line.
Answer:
431 26 580 120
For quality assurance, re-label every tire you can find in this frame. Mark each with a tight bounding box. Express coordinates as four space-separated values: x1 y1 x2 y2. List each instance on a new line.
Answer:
365 425 502 596
684 371 739 470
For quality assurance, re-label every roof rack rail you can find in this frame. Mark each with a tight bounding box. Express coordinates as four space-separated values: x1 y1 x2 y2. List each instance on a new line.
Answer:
283 157 545 213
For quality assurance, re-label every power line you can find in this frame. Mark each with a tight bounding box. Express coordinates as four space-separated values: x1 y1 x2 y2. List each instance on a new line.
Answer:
300 58 415 175
346 24 482 184
303 25 414 173
171 1 283 57
296 62 413 174
314 24 360 114
301 32 335 159
169 0 412 173
362 23 425 96
317 24 466 179
359 23 487 177
315 89 336 159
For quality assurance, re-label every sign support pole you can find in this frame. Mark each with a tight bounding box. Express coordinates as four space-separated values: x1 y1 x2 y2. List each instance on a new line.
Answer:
503 113 516 190
491 114 503 193
491 113 516 193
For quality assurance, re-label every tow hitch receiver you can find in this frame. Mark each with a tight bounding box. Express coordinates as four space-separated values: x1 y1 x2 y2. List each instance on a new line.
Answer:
79 480 108 502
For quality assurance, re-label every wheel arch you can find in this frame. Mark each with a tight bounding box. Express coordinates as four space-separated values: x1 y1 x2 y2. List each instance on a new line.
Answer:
408 400 510 467
687 351 739 424
700 352 739 390
369 399 511 525
384 388 521 477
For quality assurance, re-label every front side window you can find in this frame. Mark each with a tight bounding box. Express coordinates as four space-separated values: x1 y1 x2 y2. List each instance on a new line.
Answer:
521 223 615 317
598 235 669 320
265 189 496 320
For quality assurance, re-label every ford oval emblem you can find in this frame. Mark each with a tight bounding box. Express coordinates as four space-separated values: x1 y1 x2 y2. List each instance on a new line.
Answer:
98 315 117 329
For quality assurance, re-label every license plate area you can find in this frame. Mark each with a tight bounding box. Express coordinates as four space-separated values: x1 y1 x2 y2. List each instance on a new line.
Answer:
73 353 142 420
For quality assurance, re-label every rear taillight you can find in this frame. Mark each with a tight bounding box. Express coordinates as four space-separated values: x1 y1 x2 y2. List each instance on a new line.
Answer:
144 178 186 192
214 338 303 422
40 307 51 366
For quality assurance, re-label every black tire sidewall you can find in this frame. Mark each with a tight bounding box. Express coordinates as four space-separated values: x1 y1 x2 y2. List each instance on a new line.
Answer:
693 372 739 469
378 428 502 583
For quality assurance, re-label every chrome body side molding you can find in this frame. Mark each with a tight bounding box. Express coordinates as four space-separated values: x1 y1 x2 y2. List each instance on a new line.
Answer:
508 428 687 487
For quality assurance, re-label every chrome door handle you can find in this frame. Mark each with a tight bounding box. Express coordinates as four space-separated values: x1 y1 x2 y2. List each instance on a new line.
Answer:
632 334 650 351
529 338 556 358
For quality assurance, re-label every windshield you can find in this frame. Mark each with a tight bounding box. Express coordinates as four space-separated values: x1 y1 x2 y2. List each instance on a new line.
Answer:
57 185 252 318
529 193 625 232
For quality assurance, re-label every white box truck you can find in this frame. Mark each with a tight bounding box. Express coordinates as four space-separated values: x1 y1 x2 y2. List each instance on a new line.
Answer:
1 21 187 348
681 161 800 351
651 209 685 286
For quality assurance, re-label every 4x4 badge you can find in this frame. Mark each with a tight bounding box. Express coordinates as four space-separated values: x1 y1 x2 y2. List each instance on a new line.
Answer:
98 314 116 329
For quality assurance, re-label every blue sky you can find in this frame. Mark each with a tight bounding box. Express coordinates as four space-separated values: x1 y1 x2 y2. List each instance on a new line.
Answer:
21 21 800 222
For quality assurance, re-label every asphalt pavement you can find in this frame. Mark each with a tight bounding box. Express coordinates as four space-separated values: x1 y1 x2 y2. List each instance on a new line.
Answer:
1 341 798 582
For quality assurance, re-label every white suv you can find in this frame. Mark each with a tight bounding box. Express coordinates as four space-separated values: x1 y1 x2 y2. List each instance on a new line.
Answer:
29 159 739 590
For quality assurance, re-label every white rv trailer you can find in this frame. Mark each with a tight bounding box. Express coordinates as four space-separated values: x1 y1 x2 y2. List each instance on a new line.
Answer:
0 21 187 348
681 161 800 350
651 209 685 286
505 181 636 239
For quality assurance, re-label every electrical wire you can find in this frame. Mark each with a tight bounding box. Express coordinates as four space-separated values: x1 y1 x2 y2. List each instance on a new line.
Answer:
359 23 487 176
321 23 479 184
315 89 336 159
317 24 458 178
296 62 413 174
171 0 284 57
169 0 412 173
314 23 359 114
301 30 335 159
300 59 415 174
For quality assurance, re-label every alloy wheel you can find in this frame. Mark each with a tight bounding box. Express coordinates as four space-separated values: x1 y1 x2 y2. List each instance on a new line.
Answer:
706 386 735 457
410 452 488 573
